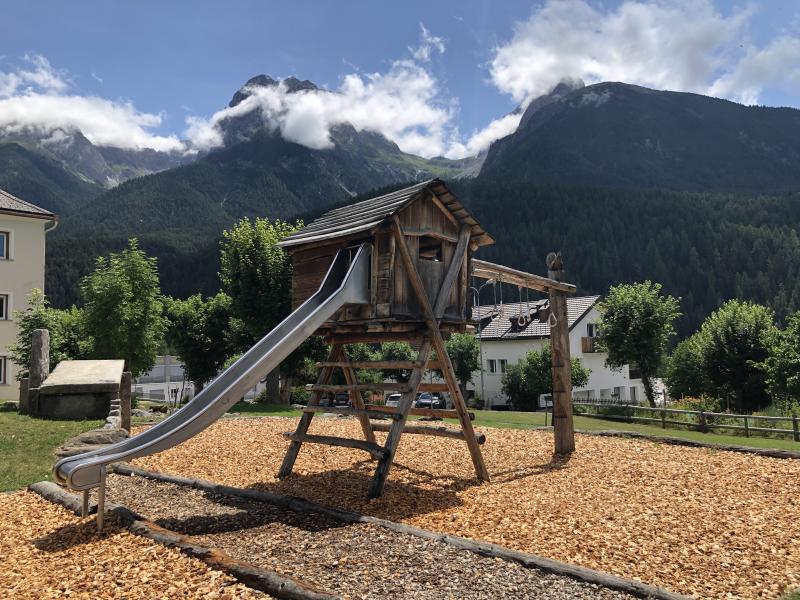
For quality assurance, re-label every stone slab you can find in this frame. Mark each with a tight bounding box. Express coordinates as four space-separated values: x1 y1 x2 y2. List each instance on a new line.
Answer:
40 360 124 394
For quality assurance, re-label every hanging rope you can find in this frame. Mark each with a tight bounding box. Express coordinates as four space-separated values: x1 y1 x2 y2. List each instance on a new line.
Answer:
517 285 526 327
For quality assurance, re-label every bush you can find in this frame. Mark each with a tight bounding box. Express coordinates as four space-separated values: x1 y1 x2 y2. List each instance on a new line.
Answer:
290 387 310 405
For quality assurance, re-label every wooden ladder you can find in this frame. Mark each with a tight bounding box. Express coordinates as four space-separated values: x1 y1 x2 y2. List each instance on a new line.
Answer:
278 220 489 498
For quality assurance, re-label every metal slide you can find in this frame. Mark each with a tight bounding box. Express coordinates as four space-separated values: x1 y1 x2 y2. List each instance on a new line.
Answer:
54 243 372 495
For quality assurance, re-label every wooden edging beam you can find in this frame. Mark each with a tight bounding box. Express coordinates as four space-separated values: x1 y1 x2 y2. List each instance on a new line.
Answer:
27 481 340 600
107 466 692 600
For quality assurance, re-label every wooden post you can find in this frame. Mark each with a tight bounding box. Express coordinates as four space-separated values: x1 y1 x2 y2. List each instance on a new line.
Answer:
340 357 377 445
743 415 749 438
120 371 132 433
698 410 708 432
547 253 575 455
792 413 799 442
661 407 666 429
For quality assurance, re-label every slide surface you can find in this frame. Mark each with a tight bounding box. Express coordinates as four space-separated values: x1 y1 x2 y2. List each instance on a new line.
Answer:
55 243 372 491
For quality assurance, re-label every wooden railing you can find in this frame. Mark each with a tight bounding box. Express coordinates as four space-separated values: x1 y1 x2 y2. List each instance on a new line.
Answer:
573 402 800 442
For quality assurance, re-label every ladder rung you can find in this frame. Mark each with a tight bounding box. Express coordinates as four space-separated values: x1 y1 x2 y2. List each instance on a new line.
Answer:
307 383 410 393
363 404 474 421
282 433 386 459
316 360 420 369
418 383 449 392
370 423 486 444
301 405 400 419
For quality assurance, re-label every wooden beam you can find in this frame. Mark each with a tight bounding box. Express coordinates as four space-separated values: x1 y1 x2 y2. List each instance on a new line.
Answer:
301 405 400 420
401 229 458 243
472 259 576 294
428 190 460 228
370 423 486 444
390 218 490 482
324 332 426 345
316 360 420 370
279 345 341 479
547 252 575 454
282 433 386 460
364 404 474 421
307 383 410 393
340 355 377 445
417 382 449 392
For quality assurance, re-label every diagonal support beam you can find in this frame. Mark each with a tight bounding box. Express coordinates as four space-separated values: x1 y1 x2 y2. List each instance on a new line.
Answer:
340 354 378 445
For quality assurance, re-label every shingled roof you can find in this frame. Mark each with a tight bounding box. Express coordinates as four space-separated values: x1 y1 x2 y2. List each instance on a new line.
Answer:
0 188 56 220
278 179 494 249
473 295 600 340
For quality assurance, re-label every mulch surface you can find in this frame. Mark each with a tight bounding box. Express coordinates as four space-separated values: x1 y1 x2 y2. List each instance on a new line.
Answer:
131 416 800 599
107 474 637 600
0 490 266 599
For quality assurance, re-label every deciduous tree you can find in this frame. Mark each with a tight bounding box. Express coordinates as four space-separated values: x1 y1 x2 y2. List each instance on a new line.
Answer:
598 281 680 406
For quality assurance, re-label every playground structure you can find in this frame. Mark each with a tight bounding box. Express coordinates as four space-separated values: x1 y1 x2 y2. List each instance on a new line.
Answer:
53 179 576 530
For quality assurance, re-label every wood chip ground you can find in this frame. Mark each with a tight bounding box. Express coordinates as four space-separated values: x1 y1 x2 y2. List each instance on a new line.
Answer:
131 417 800 599
0 490 267 599
107 474 637 600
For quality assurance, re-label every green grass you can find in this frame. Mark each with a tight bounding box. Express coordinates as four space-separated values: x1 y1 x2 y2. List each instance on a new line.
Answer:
0 413 103 491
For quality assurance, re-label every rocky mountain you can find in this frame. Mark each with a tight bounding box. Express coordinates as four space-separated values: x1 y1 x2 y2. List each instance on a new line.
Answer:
479 81 800 193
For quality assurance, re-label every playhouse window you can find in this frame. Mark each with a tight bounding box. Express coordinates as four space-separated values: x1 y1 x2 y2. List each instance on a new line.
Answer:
418 236 442 262
0 356 6 384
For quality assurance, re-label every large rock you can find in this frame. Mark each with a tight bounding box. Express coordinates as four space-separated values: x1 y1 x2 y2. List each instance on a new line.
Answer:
35 359 125 420
55 427 129 458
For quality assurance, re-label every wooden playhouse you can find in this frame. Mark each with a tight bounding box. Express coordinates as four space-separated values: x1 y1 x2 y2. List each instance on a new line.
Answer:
276 179 576 498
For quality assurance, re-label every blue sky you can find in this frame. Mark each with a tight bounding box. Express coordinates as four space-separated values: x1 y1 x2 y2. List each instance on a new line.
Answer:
2 1 800 158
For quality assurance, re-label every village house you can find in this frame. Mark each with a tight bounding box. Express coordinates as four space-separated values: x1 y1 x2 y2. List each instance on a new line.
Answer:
0 189 58 402
470 295 646 409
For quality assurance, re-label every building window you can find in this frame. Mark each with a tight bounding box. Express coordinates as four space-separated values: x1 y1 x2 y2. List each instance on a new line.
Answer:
0 231 8 260
0 295 8 320
487 359 497 374
0 356 6 384
499 359 508 373
587 322 598 338
630 386 637 403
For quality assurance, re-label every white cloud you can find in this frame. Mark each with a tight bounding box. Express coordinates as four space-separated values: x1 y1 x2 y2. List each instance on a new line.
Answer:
490 0 800 107
0 54 184 152
183 24 509 159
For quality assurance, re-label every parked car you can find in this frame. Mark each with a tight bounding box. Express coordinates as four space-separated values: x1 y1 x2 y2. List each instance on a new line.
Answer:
385 393 402 407
321 392 351 407
414 392 446 409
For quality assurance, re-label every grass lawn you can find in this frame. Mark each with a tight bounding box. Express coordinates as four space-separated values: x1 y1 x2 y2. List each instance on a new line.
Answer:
221 401 800 452
0 412 103 491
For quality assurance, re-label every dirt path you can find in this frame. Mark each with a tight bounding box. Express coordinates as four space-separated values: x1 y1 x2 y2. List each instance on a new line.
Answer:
107 473 638 600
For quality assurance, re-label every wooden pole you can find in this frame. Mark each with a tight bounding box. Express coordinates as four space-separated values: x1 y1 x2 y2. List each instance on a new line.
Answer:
339 356 377 445
547 253 575 455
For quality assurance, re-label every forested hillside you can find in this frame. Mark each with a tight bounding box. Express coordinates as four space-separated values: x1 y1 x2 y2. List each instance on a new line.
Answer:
480 82 800 193
453 181 800 336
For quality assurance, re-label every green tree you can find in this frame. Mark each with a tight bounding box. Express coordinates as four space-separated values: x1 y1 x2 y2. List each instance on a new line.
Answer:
165 292 234 391
502 344 590 411
219 217 301 403
664 334 709 399
379 342 416 384
8 289 90 378
445 333 480 399
762 311 800 414
699 300 777 412
81 238 168 377
598 281 681 406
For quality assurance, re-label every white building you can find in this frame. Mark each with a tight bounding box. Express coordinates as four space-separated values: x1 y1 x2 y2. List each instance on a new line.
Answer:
471 296 645 408
0 189 57 402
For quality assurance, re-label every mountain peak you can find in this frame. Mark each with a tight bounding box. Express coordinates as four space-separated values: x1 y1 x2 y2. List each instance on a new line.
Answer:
228 74 318 107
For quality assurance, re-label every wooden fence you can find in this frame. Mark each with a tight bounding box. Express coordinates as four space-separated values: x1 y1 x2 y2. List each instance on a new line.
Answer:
573 402 800 442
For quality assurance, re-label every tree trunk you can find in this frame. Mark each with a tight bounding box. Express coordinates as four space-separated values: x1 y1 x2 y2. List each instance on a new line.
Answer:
264 368 281 404
280 373 293 404
642 375 656 408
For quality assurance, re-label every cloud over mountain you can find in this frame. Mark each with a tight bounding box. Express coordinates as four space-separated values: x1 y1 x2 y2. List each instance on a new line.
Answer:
490 0 800 107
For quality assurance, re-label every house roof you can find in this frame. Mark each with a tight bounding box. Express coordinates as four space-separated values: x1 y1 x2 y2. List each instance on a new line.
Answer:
278 179 494 249
473 295 600 340
0 188 56 220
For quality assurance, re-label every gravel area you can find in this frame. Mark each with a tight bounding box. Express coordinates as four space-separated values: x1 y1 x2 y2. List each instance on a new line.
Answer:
107 473 637 600
0 490 266 599
131 417 800 599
